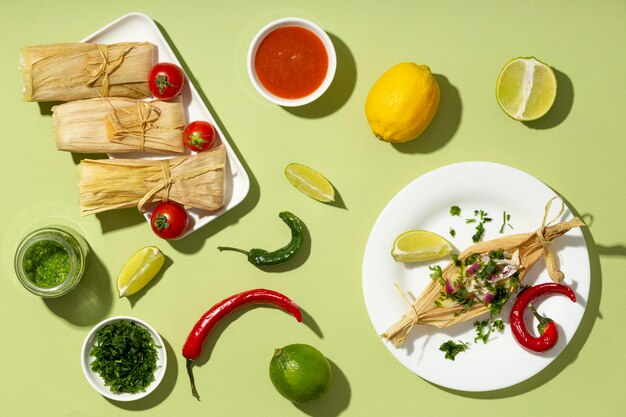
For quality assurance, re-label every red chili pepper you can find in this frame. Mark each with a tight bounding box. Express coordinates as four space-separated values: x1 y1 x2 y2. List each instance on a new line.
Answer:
182 288 302 399
510 283 576 352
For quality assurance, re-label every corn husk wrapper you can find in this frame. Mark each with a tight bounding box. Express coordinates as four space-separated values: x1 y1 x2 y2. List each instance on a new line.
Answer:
53 97 185 154
21 42 154 102
78 145 226 215
382 198 585 348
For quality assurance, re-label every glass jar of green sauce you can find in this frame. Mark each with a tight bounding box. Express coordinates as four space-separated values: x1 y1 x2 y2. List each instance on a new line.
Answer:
14 226 89 297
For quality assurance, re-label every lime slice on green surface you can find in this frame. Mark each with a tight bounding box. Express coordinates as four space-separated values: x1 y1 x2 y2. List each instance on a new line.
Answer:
117 246 165 297
496 57 557 121
391 230 452 262
284 163 335 203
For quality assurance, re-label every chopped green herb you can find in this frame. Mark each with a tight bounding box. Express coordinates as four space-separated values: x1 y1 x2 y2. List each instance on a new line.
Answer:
493 319 505 333
465 218 477 224
499 211 513 234
450 206 461 216
90 320 159 394
439 340 468 360
474 318 506 344
474 320 491 344
489 285 514 316
429 265 444 285
471 222 485 242
449 227 456 238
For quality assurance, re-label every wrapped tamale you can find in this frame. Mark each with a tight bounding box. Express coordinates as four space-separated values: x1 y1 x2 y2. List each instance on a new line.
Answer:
78 145 226 215
382 199 584 348
53 97 185 154
21 42 154 102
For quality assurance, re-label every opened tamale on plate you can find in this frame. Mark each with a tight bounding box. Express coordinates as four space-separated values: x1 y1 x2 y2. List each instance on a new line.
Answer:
382 199 584 348
21 42 154 102
53 97 185 154
78 145 226 215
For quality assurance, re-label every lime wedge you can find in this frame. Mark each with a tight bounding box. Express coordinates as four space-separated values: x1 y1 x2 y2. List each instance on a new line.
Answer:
496 57 557 121
391 230 452 262
284 163 335 203
117 246 165 297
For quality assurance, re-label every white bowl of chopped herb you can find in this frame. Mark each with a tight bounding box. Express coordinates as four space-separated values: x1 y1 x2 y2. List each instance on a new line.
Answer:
81 316 167 401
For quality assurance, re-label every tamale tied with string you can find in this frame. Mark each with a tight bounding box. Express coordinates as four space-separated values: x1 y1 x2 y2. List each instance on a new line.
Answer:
20 42 154 102
53 97 185 154
78 145 226 215
382 198 584 348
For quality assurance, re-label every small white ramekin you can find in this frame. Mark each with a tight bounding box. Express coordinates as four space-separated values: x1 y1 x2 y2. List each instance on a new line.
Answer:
81 316 167 401
247 17 337 107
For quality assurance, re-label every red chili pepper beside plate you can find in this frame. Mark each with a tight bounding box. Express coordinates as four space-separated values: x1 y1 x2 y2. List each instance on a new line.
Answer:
182 288 303 399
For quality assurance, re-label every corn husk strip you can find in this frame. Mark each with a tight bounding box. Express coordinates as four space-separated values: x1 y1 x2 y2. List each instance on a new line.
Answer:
21 42 154 102
78 145 226 215
382 198 584 348
53 97 184 154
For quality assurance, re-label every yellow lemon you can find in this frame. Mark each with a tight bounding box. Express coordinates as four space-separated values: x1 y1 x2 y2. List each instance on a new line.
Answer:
365 63 440 143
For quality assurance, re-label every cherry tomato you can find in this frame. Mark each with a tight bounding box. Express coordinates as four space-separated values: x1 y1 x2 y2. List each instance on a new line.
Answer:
150 201 189 240
149 63 185 100
183 121 217 152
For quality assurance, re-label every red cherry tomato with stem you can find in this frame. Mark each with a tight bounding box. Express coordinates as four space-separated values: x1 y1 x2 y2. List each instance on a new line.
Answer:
149 63 185 100
183 121 217 152
150 201 189 239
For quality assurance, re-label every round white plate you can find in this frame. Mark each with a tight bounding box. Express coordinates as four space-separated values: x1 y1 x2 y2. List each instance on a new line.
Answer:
81 316 167 401
362 161 589 391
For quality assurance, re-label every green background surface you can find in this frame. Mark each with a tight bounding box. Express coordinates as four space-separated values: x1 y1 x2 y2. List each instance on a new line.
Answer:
1 1 625 416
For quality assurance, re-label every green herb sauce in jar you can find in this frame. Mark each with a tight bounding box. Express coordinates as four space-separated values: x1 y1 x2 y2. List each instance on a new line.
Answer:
23 240 71 288
15 226 89 297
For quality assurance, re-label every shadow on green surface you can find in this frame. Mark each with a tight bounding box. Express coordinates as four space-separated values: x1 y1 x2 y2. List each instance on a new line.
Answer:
392 74 462 154
154 20 261 255
38 100 63 116
295 359 351 417
524 68 574 130
107 336 178 410
44 250 112 326
283 33 357 119
437 195 606 399
95 207 145 233
326 183 348 210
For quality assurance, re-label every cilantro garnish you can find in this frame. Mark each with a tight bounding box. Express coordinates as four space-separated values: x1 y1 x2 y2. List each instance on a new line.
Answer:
449 227 456 238
474 318 506 344
499 211 513 234
450 206 461 216
439 340 468 360
429 265 444 286
90 320 159 393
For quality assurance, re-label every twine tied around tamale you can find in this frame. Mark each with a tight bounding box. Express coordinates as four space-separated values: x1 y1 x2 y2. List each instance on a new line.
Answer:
86 44 133 97
137 159 224 211
535 197 566 283
389 282 421 347
107 101 160 151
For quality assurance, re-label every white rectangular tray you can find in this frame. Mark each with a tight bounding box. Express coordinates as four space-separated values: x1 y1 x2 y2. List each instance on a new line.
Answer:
82 12 250 239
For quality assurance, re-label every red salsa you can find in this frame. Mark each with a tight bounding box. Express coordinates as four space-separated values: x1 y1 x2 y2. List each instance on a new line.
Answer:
255 26 329 99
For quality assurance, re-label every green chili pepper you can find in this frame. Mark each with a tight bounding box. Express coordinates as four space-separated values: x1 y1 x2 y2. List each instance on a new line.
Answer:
218 212 303 266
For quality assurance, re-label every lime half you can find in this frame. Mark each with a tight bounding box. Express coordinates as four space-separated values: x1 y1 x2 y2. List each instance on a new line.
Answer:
391 230 452 262
284 163 335 203
496 57 557 121
117 246 165 297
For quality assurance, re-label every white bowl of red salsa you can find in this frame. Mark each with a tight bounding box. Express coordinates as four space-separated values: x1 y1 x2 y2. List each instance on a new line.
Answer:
247 17 337 107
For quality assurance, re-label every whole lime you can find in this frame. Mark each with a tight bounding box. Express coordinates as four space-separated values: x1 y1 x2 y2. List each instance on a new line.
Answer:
269 344 332 403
